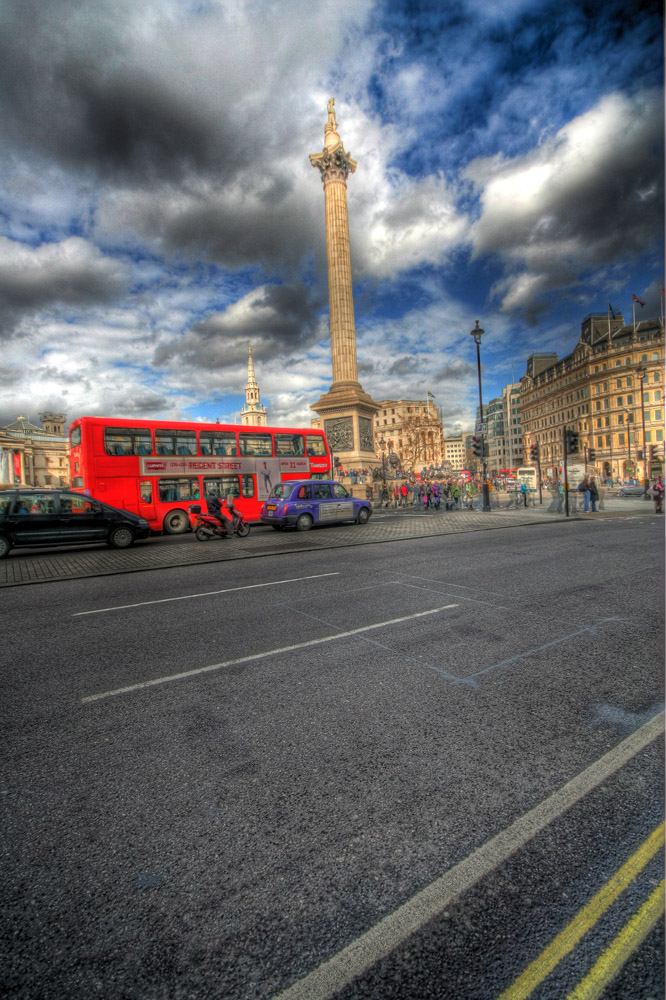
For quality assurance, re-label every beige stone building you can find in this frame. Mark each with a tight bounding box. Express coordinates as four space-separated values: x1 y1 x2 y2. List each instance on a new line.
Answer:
373 399 444 471
0 413 69 487
520 314 664 481
442 434 471 472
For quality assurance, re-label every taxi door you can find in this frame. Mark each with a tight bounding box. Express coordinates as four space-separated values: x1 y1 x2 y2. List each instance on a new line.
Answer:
312 482 339 522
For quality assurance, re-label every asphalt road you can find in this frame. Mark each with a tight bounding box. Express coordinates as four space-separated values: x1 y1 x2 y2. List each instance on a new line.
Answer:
1 514 663 999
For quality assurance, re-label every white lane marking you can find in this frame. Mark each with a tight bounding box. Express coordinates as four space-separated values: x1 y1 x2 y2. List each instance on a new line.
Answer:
81 604 459 703
274 711 665 1000
72 573 341 617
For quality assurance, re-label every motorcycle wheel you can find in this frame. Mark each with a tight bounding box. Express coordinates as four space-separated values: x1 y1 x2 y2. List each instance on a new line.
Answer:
195 525 212 542
235 522 250 538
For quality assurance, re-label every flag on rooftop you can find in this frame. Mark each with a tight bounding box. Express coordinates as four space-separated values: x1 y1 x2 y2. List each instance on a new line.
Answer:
632 293 645 307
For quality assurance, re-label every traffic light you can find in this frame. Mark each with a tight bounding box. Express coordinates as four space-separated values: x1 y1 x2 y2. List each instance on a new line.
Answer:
588 448 596 462
565 429 579 454
471 435 483 457
529 443 539 463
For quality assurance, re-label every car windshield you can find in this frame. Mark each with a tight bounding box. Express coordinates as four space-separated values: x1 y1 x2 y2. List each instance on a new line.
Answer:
269 483 294 500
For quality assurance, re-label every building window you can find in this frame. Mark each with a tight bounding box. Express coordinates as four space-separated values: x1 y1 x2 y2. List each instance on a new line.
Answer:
618 433 625 445
617 397 623 407
654 371 661 382
658 429 664 442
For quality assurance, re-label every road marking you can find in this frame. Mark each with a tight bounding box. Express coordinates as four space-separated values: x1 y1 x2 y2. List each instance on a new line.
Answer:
498 822 665 999
81 604 459 703
72 573 341 616
566 879 665 1000
273 711 664 1000
468 619 622 680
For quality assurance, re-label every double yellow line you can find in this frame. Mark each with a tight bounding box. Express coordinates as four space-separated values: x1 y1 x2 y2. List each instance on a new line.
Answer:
499 822 664 1000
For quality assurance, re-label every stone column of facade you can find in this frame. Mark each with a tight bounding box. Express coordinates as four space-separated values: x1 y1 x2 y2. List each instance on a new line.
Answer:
309 99 379 469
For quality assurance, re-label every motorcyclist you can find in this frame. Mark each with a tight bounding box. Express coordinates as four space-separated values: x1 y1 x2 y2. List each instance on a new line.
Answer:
206 491 230 535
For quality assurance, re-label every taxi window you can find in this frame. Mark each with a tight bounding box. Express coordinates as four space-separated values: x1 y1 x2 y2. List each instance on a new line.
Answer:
313 483 332 500
296 484 313 500
333 484 349 499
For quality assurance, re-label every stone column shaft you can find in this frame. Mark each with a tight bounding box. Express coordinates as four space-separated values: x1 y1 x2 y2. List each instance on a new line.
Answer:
324 178 358 386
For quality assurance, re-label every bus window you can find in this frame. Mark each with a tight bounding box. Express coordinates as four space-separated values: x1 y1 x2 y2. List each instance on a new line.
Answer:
158 478 200 502
203 476 241 498
140 481 153 503
104 427 153 456
70 426 82 447
306 435 327 457
241 475 255 498
239 432 273 456
275 433 305 456
155 429 197 456
199 431 238 456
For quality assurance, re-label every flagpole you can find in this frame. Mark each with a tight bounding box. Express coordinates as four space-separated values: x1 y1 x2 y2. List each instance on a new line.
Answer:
632 299 636 334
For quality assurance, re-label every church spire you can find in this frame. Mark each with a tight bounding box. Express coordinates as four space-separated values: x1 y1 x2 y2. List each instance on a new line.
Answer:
240 344 267 426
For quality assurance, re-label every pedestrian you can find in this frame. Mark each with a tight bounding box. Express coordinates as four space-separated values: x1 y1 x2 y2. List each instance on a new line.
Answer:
650 476 664 514
578 475 590 512
520 480 528 507
588 475 599 513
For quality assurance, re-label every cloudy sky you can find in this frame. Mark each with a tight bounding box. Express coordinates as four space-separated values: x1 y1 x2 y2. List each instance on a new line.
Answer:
1 0 663 435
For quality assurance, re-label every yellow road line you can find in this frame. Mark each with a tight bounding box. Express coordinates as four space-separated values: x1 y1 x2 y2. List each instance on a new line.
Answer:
567 879 665 1000
497 822 665 1000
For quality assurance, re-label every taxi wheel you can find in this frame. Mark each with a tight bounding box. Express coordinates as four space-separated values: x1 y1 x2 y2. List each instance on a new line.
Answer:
357 507 370 524
295 514 313 531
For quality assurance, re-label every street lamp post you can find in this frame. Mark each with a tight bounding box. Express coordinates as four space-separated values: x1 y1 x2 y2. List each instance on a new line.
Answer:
379 434 386 481
623 409 632 479
636 365 648 489
470 320 491 512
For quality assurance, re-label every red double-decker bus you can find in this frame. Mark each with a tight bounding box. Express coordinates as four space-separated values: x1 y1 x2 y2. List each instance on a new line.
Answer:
68 416 331 533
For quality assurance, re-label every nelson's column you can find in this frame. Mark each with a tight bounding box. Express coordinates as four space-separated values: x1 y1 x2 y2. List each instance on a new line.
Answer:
309 98 379 467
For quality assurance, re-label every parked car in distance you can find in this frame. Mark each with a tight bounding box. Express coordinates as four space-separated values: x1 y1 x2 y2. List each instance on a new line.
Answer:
0 488 151 558
259 479 372 531
617 484 646 496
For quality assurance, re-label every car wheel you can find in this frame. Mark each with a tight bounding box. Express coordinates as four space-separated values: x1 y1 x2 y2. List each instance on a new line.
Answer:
357 507 370 524
0 534 11 559
295 513 313 531
108 526 135 549
164 509 189 534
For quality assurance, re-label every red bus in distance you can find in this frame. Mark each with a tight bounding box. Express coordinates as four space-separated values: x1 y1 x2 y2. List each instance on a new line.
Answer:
68 416 331 533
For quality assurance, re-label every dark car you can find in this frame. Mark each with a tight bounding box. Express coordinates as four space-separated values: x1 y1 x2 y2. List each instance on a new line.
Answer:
259 479 372 530
0 488 151 558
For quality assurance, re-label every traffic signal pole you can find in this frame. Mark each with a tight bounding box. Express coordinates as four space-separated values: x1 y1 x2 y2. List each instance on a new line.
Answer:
563 426 570 518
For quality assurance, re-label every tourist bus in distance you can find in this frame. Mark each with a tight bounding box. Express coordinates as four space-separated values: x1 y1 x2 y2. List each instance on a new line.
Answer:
68 416 331 533
517 466 538 491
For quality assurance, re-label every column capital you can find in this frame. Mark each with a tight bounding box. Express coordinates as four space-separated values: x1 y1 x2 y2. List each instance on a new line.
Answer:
309 146 357 186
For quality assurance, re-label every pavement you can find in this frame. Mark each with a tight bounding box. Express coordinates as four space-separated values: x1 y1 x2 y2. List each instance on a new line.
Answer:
0 495 655 588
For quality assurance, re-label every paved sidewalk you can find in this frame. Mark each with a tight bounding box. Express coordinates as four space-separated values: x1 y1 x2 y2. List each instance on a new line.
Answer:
0 500 652 588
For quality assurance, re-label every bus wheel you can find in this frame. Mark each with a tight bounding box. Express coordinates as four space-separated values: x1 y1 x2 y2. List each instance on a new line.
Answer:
164 509 189 534
295 514 313 531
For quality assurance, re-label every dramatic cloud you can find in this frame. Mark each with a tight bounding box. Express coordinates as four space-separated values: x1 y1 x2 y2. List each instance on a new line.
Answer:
466 89 663 320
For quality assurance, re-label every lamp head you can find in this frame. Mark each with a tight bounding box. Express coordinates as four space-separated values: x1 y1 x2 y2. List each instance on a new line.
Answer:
470 319 485 345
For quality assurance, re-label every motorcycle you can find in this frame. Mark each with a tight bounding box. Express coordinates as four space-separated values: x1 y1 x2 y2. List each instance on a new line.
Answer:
188 497 251 541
